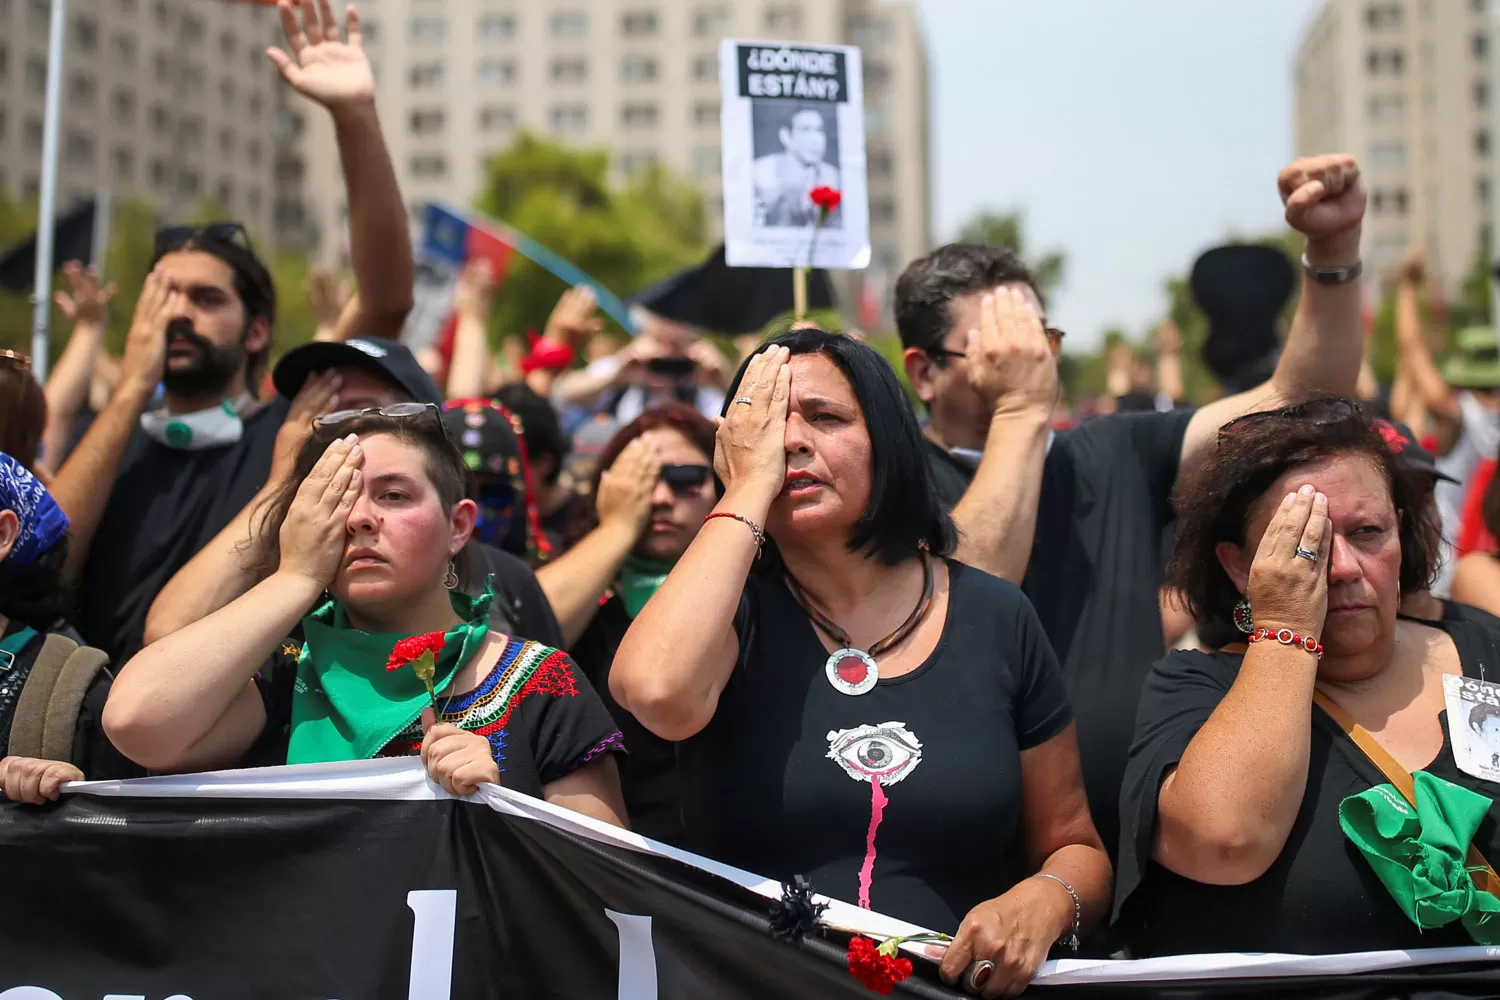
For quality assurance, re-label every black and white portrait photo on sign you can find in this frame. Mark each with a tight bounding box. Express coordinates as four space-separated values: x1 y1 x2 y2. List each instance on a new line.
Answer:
720 40 870 270
751 100 842 229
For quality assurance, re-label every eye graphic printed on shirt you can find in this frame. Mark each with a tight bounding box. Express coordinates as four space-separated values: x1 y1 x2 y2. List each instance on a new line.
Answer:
826 722 923 910
1444 674 1500 784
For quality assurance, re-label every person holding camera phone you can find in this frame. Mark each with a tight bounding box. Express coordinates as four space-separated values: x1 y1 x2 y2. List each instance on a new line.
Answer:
551 308 731 424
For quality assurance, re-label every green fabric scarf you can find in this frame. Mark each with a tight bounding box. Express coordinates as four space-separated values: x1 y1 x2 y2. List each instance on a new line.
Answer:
615 555 672 618
286 582 495 765
1339 771 1500 944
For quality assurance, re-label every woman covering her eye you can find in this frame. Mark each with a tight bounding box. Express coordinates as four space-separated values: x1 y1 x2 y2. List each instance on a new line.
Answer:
103 407 627 823
610 330 1111 996
1115 398 1500 955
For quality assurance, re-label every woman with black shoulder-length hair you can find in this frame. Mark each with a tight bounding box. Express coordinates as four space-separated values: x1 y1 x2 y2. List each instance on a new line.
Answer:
611 329 1111 996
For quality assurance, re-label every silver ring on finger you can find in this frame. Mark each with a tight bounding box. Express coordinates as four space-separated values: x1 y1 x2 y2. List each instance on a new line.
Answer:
1294 545 1319 562
733 396 753 405
963 959 995 995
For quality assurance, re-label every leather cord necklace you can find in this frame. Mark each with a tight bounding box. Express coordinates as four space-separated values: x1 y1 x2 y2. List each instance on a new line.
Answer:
784 552 934 696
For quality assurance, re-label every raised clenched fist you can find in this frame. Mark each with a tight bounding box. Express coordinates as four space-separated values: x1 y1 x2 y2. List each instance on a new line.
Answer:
1278 154 1365 264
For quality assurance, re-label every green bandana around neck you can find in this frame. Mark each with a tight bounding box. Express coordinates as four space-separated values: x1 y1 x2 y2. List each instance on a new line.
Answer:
616 555 673 618
286 580 496 766
1339 771 1500 944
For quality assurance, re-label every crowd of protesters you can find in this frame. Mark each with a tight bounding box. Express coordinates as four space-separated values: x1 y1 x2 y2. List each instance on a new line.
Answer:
8 0 1500 995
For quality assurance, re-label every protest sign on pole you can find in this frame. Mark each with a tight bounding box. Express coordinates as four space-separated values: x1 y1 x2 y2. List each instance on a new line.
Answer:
719 40 871 271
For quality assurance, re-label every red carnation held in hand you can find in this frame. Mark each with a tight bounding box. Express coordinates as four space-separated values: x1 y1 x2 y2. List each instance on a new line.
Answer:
810 185 843 213
386 631 447 702
847 936 913 995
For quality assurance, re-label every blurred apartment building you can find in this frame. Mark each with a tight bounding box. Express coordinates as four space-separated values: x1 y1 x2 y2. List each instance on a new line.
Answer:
1294 0 1495 299
288 0 932 325
0 0 286 248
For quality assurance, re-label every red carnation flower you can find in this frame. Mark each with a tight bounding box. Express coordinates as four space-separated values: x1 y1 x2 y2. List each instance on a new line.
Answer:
386 631 447 702
847 936 913 995
1373 419 1408 453
810 186 843 213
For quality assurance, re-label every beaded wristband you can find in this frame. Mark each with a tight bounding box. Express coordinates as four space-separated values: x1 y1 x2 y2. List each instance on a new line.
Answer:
1248 626 1324 659
704 511 765 552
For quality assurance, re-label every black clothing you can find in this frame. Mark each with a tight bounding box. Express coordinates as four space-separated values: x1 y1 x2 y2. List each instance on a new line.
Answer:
923 410 1192 859
573 593 683 844
75 398 289 661
1117 620 1500 955
251 638 622 798
461 541 565 648
1443 598 1500 633
678 561 1072 933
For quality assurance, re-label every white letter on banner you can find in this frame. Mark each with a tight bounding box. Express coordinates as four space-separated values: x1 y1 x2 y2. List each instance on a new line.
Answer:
407 889 458 1000
605 910 658 1000
0 991 63 1000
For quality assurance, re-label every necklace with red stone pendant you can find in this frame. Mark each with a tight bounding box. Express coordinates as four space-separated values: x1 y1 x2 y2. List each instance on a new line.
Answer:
785 553 935 696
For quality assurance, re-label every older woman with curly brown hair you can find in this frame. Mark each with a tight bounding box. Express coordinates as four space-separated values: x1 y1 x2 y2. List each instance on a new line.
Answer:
1114 397 1500 957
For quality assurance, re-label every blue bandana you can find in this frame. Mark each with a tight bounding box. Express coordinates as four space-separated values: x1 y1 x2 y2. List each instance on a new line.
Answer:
0 453 69 574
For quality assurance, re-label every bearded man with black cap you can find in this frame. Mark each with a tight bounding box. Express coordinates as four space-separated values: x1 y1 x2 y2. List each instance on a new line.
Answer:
64 0 412 660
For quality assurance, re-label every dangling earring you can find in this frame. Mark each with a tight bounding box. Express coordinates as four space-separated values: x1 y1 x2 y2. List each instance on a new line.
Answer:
444 560 459 591
1233 598 1254 634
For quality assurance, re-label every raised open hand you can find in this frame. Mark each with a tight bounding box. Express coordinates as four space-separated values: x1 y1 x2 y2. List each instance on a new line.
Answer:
304 265 352 329
543 286 603 350
54 262 116 327
267 0 374 110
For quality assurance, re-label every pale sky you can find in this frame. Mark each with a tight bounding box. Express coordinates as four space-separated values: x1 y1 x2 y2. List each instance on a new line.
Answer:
912 0 1325 350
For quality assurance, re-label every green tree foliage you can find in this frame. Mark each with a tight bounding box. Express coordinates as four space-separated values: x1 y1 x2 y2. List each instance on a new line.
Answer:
955 210 1066 304
473 132 709 344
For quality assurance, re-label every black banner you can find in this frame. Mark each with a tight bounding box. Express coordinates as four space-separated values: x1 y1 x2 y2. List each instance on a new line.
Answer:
3 761 1499 999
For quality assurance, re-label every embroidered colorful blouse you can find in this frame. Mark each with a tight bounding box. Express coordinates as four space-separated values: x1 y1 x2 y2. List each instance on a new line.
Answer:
251 637 625 798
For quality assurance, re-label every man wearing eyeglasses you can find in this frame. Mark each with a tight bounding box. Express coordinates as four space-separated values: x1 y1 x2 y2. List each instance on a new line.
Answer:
63 0 412 661
895 154 1369 864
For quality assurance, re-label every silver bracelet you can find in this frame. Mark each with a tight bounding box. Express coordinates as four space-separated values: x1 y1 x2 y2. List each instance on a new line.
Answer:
1300 253 1363 285
1034 872 1081 953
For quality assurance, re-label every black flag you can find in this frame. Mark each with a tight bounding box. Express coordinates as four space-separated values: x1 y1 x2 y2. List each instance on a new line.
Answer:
633 244 837 335
0 198 97 292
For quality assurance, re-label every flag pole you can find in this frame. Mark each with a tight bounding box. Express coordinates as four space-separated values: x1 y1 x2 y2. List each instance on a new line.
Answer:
92 187 111 274
30 0 68 381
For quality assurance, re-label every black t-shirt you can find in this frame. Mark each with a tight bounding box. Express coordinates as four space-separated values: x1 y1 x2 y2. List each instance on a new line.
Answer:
251 636 623 798
461 542 565 648
75 398 290 661
573 593 683 844
1116 620 1500 955
677 560 1072 933
0 620 144 781
924 410 1191 859
1443 598 1500 633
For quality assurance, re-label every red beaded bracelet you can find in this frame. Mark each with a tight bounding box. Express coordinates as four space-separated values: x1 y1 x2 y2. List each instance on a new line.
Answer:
1248 627 1324 659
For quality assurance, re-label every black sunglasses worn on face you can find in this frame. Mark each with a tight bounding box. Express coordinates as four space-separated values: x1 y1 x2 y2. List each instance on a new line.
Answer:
660 464 711 496
154 221 252 257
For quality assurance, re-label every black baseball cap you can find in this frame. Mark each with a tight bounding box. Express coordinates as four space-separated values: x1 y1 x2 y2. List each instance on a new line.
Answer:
272 337 441 405
441 399 525 480
1374 419 1459 485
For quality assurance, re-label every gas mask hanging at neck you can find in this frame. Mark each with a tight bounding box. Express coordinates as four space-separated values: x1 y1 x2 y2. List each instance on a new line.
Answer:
139 394 252 450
